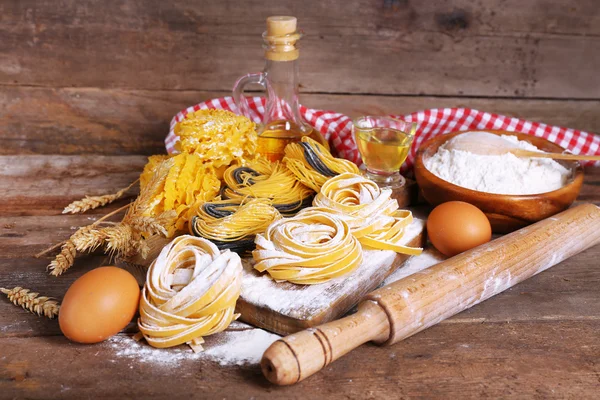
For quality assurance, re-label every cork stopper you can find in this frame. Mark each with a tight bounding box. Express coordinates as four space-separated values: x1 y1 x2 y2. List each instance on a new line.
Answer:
266 16 297 37
264 16 300 62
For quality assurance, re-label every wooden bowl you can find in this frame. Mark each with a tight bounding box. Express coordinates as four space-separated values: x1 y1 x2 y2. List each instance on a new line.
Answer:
414 130 584 233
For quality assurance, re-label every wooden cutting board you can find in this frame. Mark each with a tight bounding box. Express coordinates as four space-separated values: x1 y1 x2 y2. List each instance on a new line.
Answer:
236 217 425 335
121 212 425 336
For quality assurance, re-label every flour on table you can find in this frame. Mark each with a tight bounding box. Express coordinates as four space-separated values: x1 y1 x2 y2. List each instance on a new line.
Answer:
425 132 571 195
107 321 280 367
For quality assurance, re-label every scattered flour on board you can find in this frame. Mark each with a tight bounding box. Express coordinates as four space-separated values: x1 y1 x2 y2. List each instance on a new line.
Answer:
239 218 425 318
107 321 280 367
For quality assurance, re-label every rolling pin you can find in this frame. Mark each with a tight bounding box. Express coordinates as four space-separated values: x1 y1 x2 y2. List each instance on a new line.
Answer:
261 203 600 385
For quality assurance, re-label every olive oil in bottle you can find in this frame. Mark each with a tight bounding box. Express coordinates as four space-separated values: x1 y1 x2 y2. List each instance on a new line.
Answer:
233 16 328 162
258 120 326 162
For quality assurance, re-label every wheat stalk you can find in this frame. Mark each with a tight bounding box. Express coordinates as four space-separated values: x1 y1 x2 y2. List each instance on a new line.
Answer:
129 210 177 236
47 240 77 277
133 236 151 260
129 216 168 236
63 179 139 214
102 223 135 258
1 287 60 319
47 224 111 276
70 225 108 252
42 158 174 274
36 204 131 259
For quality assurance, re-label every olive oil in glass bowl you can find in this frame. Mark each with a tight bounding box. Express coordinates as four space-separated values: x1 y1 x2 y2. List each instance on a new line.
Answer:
352 116 417 189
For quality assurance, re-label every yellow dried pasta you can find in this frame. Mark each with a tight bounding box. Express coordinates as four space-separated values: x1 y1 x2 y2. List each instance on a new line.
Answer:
284 136 360 192
140 153 221 233
190 198 282 253
313 173 422 255
253 208 363 284
138 235 242 351
173 109 258 169
222 159 313 216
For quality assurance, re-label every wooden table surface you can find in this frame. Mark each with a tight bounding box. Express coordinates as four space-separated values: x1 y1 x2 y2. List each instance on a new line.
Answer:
2 1 600 399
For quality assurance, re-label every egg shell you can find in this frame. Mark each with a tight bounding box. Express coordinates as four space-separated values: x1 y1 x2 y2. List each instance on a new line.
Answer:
427 201 492 257
59 266 140 344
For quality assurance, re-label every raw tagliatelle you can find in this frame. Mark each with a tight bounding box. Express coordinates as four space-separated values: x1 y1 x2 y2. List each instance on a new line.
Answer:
283 136 360 192
190 198 282 253
253 208 363 284
138 235 242 351
222 159 313 216
313 173 422 255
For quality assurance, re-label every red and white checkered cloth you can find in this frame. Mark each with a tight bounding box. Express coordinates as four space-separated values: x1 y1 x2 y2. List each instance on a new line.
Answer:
166 96 600 171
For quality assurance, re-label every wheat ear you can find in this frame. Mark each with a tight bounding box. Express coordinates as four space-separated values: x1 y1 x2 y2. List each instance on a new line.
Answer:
47 225 100 276
70 225 108 252
128 210 177 237
102 223 135 258
47 240 77 277
63 179 139 214
36 203 131 260
1 287 60 319
46 205 132 276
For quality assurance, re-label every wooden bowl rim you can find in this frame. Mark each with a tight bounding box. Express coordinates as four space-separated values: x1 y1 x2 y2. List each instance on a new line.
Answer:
415 129 585 200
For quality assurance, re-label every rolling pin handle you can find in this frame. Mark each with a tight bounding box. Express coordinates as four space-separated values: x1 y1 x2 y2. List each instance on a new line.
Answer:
261 300 390 385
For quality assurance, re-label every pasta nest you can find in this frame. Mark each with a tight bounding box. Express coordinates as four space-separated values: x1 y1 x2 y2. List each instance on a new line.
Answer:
173 109 258 168
284 136 360 192
190 198 282 254
221 159 314 216
138 235 242 351
253 208 363 284
313 173 422 255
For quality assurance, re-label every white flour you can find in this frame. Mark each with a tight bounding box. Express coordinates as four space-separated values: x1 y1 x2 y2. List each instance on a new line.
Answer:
425 132 571 195
107 321 280 367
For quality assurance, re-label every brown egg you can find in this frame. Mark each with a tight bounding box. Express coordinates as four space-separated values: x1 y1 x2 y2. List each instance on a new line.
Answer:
59 266 140 344
427 201 492 257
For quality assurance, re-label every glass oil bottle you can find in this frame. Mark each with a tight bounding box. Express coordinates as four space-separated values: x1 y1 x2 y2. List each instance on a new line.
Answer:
233 16 329 162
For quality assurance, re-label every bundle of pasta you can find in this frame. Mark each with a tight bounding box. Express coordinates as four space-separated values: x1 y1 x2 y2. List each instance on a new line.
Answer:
139 153 221 232
253 209 362 284
283 137 360 192
138 235 242 351
190 198 282 253
173 109 258 168
313 173 422 255
222 159 313 216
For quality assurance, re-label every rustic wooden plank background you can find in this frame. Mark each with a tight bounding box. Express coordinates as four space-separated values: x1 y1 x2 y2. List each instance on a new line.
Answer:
1 0 600 398
2 0 600 155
